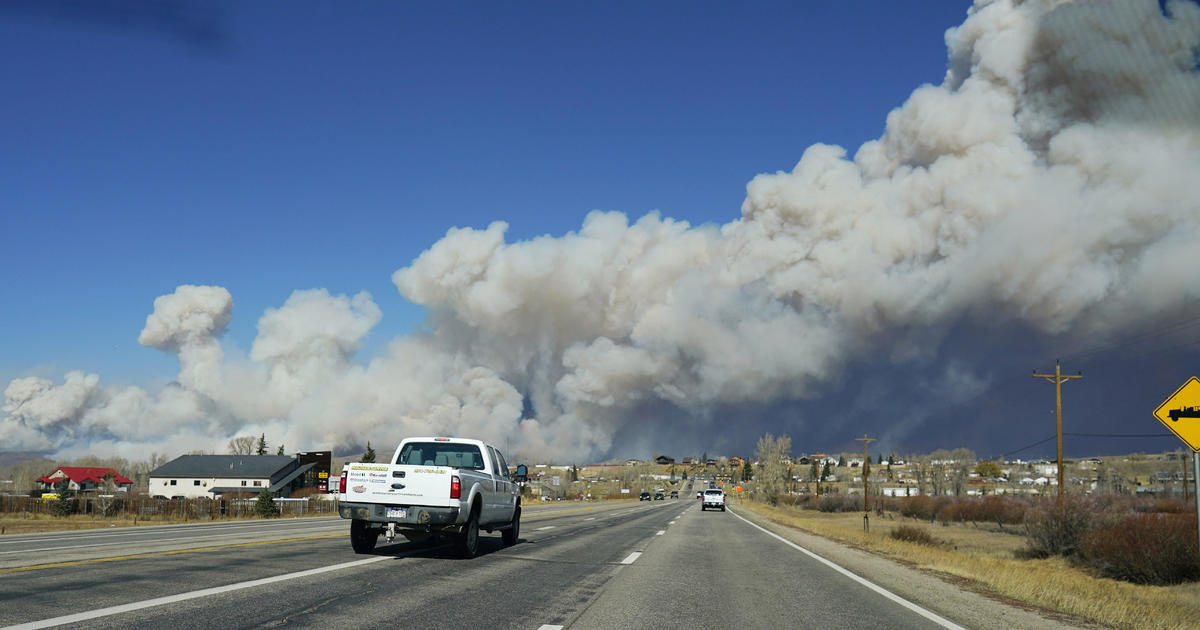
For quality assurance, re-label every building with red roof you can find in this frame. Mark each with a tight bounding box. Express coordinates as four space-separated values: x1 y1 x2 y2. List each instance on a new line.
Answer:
38 467 133 493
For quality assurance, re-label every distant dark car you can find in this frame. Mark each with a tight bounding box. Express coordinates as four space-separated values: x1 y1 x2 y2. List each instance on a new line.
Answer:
640 491 651 501
670 491 679 498
653 492 665 500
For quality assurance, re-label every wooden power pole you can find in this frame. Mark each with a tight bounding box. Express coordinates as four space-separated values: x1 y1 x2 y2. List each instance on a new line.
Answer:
1033 360 1082 497
855 434 876 531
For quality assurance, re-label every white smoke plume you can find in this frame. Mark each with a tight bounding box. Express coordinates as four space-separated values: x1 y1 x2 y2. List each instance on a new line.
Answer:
3 0 1199 462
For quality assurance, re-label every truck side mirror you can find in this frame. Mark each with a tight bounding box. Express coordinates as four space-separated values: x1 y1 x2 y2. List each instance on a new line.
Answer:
514 464 528 483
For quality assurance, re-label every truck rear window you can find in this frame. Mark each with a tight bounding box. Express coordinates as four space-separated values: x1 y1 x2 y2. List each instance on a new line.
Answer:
396 443 486 470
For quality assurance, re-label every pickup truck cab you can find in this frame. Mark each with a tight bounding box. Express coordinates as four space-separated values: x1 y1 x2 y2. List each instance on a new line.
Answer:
701 488 726 511
338 437 520 557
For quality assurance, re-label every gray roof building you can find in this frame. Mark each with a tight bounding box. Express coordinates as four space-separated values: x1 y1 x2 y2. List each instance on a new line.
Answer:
149 455 313 498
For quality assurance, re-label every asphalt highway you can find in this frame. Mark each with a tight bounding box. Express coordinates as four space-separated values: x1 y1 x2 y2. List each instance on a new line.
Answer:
0 498 962 629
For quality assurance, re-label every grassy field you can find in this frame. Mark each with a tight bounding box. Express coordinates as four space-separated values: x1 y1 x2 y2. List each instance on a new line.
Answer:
736 499 1200 630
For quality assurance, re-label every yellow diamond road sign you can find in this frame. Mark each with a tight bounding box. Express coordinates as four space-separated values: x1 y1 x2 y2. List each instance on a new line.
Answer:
1153 376 1200 452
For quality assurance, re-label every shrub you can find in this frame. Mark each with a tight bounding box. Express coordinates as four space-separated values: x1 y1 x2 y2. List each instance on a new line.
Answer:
1020 496 1109 558
1079 513 1200 584
890 525 937 546
899 495 936 521
817 495 863 513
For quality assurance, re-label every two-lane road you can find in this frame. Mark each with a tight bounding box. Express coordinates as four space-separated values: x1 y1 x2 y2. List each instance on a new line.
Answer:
0 498 963 629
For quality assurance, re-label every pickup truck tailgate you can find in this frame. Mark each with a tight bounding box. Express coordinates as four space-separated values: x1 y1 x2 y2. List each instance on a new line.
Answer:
344 463 454 507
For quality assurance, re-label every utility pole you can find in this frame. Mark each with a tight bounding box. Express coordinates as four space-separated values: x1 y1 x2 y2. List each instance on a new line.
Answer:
855 434 876 531
1033 360 1082 497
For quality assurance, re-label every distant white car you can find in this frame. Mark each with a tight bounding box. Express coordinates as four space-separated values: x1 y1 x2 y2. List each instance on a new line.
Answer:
701 489 725 512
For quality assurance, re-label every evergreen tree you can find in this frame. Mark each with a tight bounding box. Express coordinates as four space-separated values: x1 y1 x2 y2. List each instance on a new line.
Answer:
742 459 753 481
681 470 688 480
810 460 819 481
276 444 285 456
877 453 883 465
256 433 268 456
837 455 846 467
254 488 278 518
821 461 832 481
50 479 73 517
361 442 376 463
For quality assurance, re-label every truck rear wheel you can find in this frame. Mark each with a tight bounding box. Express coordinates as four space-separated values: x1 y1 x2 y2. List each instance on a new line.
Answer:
501 507 520 546
456 506 480 558
350 519 378 554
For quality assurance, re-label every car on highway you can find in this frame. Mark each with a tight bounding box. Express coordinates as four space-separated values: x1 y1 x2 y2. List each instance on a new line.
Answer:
696 491 702 499
639 491 651 501
670 490 678 498
653 492 664 500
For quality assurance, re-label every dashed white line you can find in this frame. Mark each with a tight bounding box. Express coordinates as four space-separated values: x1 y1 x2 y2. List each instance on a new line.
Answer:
537 625 564 630
620 552 642 564
655 530 665 536
584 517 595 521
535 526 555 531
0 556 390 630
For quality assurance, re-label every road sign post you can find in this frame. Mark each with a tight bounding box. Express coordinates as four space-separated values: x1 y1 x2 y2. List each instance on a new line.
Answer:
1152 376 1200 560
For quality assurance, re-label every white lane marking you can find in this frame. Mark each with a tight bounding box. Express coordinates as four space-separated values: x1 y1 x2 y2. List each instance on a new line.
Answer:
620 552 642 564
0 526 348 556
0 519 344 547
537 625 564 630
535 526 555 531
729 511 966 630
669 521 676 525
584 517 595 521
655 530 665 536
0 556 390 630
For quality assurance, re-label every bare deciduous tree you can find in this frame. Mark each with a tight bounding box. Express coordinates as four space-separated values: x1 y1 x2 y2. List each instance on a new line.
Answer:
229 436 257 455
754 433 791 505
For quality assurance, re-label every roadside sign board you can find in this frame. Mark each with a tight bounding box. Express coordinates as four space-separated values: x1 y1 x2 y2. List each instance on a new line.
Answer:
1153 376 1200 451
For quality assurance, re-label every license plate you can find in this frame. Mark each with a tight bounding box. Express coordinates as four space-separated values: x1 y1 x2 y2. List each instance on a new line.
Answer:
386 507 407 519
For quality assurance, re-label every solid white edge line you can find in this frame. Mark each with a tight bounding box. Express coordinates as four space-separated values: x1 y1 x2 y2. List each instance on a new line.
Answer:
1 556 391 630
537 625 564 630
728 510 966 630
620 551 642 564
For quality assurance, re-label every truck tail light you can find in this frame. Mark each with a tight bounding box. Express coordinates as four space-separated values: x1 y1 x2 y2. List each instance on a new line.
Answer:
338 470 347 494
450 475 461 499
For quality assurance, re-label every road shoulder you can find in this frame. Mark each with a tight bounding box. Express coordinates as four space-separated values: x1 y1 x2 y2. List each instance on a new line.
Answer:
731 505 1102 630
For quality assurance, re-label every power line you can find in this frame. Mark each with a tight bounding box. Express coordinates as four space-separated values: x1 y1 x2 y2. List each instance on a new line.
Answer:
1064 432 1167 438
1061 310 1200 364
1002 435 1056 458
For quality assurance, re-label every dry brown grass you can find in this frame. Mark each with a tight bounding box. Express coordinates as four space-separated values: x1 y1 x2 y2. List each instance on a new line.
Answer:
738 500 1200 630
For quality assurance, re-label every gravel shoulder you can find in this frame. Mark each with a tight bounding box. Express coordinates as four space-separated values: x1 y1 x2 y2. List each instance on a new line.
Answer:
732 505 1103 630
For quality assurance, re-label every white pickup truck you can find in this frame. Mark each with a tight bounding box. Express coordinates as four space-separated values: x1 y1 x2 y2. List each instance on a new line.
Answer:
338 437 521 557
701 488 726 511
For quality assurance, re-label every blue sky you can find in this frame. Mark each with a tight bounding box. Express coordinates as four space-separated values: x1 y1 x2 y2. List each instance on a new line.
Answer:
1 1 966 386
4 1 1198 462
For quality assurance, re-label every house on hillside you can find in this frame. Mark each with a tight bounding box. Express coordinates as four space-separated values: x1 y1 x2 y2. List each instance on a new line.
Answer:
148 455 313 499
38 467 133 493
654 455 675 465
729 456 744 468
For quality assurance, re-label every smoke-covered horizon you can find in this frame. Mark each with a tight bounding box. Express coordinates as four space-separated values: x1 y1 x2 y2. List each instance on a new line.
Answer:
4 0 1199 463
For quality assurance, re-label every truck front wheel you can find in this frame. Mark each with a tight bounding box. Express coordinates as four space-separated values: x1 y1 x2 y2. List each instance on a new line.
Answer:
456 506 480 558
350 519 378 554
